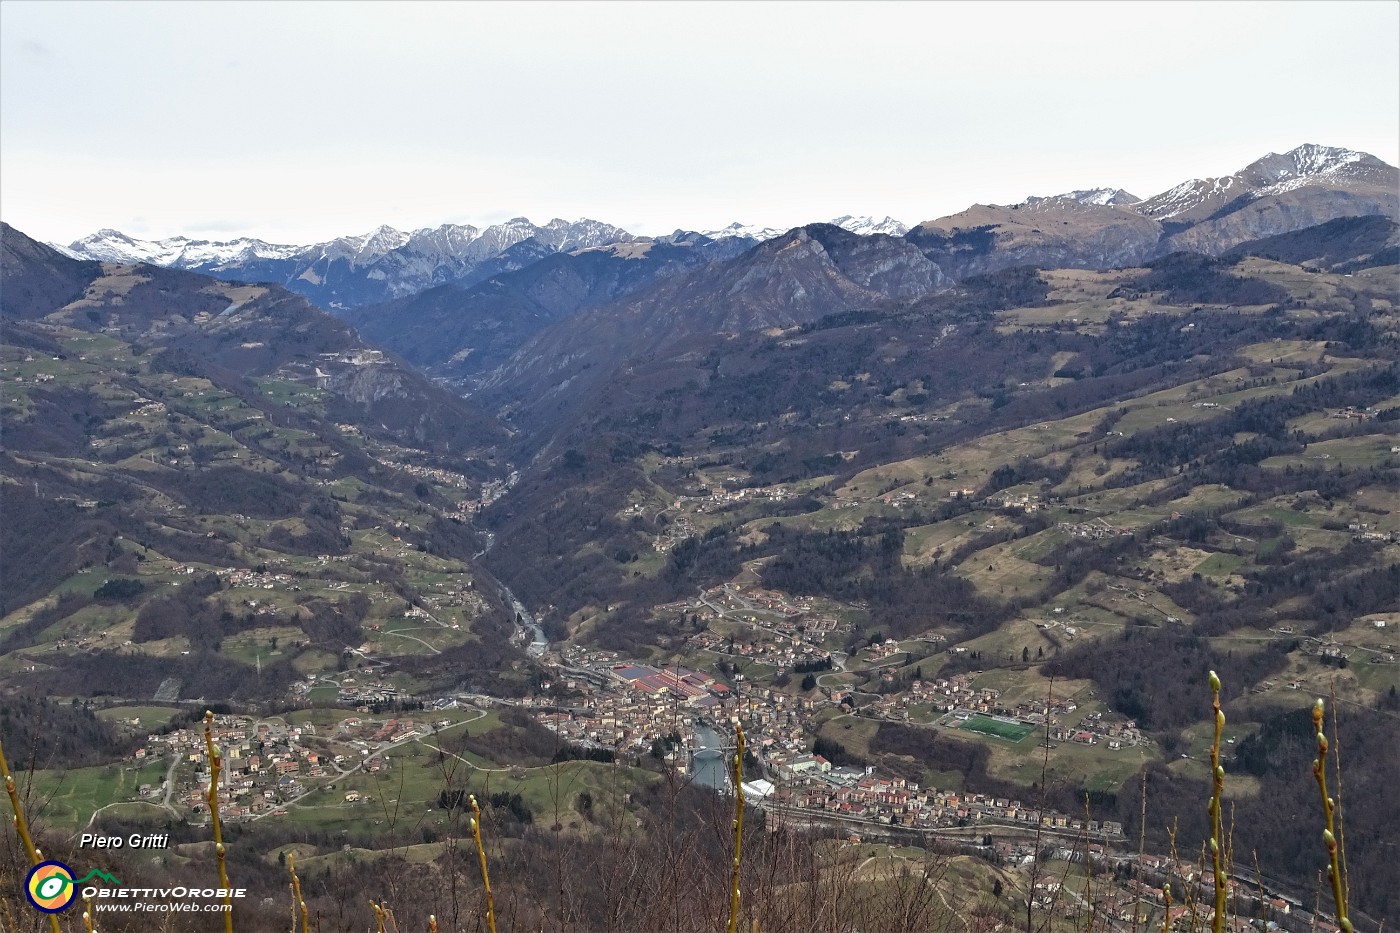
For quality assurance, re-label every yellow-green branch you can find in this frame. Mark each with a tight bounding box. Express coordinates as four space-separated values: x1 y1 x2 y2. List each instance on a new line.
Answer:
0 736 62 933
1312 699 1352 933
728 723 746 933
203 711 235 933
287 850 310 933
469 794 498 933
1207 671 1227 933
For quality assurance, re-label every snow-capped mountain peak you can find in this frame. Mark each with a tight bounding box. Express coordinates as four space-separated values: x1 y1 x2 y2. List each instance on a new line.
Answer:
63 228 189 265
1019 189 1141 211
1136 144 1395 221
701 217 909 241
1254 143 1369 180
60 228 300 266
336 225 411 263
57 217 646 307
537 217 638 251
1062 188 1141 207
830 215 910 237
702 222 788 241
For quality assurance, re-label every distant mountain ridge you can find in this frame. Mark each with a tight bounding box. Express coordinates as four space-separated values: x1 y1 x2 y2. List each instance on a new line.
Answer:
58 218 639 310
473 223 946 434
40 145 1399 370
320 146 1397 430
55 216 912 311
51 145 1396 315
909 144 1398 278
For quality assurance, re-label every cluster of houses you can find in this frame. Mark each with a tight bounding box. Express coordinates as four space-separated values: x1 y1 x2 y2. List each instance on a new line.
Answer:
692 584 808 618
475 472 519 510
534 663 727 753
987 491 1048 512
1049 710 1144 749
1121 854 1330 933
670 585 849 639
1059 518 1132 539
536 689 703 755
533 656 818 769
907 672 1004 712
129 709 446 823
772 770 1120 837
1348 521 1398 544
374 457 472 489
136 715 331 821
675 483 797 514
683 629 833 671
653 515 698 552
1329 406 1377 421
843 672 1146 751
863 637 904 661
330 673 405 707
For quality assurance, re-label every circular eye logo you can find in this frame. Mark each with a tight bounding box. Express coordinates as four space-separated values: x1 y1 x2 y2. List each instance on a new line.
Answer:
25 860 76 913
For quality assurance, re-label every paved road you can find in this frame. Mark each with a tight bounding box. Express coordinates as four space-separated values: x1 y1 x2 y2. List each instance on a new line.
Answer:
380 627 442 654
81 752 181 832
160 752 180 814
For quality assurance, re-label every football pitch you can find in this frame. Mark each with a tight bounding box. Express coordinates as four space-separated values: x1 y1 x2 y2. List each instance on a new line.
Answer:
957 715 1034 742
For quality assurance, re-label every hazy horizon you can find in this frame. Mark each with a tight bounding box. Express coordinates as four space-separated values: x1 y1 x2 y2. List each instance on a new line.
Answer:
3 0 1397 245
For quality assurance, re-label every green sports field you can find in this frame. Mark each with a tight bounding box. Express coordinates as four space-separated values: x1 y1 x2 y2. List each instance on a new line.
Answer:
956 715 1034 742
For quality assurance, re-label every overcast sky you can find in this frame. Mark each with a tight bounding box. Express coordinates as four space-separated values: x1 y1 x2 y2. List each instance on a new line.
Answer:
3 1 1397 245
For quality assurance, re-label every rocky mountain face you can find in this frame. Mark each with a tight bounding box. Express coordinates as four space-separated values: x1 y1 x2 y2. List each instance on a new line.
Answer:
1219 214 1399 273
342 234 756 390
906 195 1161 279
1136 144 1393 224
1148 146 1399 255
1 222 102 319
4 225 506 454
475 224 946 434
907 144 1398 279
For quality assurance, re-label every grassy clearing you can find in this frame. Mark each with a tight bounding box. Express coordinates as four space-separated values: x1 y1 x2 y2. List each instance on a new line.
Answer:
297 840 449 871
1262 434 1399 471
956 545 1053 604
1063 476 1176 514
957 617 1058 666
29 760 172 827
902 520 977 566
817 713 882 760
991 736 1155 795
1193 552 1244 577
